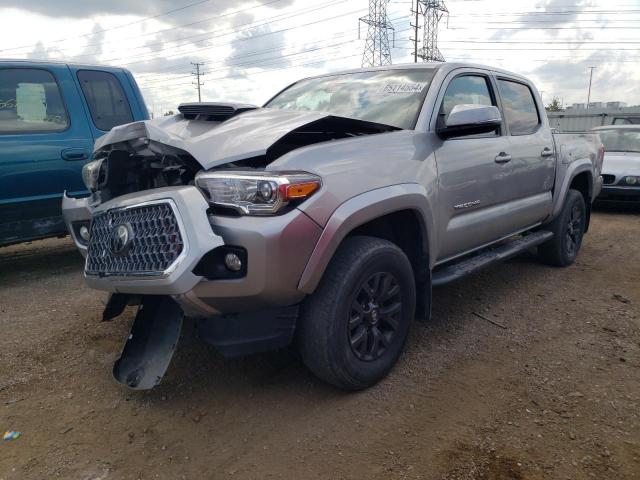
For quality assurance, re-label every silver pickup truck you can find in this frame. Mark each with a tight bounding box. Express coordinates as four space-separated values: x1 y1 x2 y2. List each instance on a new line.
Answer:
62 63 603 391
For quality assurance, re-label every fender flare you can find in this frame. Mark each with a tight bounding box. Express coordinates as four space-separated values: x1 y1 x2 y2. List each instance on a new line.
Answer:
297 184 436 294
551 159 594 220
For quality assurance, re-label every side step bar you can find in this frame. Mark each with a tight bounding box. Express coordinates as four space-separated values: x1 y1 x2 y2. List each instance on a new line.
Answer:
432 231 553 287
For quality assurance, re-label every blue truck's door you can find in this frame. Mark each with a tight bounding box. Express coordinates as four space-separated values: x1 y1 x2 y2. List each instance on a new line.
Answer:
0 64 94 244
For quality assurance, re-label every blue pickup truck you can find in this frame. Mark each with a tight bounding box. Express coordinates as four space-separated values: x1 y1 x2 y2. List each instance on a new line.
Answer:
0 60 149 247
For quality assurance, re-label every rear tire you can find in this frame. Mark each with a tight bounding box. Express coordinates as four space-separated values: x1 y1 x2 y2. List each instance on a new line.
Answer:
297 236 416 390
538 189 586 267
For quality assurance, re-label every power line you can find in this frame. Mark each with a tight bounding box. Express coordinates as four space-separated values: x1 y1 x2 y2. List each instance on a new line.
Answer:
107 7 367 68
68 0 343 61
135 12 414 83
448 9 640 17
138 29 363 85
0 0 217 53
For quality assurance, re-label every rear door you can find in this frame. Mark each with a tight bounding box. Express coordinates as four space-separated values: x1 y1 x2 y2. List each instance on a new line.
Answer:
0 64 93 244
495 77 554 221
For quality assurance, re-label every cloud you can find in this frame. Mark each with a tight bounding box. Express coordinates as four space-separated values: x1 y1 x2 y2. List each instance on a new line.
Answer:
0 0 290 22
490 0 593 40
225 24 291 78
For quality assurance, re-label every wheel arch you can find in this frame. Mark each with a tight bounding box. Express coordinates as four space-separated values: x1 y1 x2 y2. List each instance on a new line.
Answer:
551 160 594 232
297 184 435 316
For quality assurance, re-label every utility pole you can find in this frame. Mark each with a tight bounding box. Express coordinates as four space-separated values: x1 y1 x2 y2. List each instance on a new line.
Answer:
410 0 421 63
191 62 204 102
586 66 596 108
412 1 448 62
359 0 394 67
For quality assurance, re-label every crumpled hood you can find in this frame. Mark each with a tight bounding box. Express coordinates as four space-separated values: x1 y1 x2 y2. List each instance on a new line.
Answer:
95 108 333 169
602 152 640 176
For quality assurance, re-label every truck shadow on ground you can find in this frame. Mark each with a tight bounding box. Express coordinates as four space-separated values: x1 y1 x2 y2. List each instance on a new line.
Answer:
146 249 551 402
0 237 81 285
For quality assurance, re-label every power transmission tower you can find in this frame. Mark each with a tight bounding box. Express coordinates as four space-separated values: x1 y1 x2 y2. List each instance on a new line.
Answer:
412 0 448 63
359 0 394 67
191 62 204 102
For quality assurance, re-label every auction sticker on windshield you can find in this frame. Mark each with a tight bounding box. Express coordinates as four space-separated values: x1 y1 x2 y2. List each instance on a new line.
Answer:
378 83 427 94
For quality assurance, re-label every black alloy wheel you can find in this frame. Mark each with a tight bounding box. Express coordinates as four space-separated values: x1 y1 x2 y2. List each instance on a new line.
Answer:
348 272 402 362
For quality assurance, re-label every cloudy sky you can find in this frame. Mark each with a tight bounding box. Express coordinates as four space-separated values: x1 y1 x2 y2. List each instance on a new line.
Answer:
0 0 638 115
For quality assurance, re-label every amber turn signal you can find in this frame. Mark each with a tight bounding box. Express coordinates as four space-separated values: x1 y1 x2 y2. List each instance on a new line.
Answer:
280 181 320 201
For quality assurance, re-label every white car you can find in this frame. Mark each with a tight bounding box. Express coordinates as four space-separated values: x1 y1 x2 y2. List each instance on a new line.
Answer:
593 125 640 202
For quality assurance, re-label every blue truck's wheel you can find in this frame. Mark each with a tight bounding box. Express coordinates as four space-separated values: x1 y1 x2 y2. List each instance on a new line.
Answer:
297 236 416 390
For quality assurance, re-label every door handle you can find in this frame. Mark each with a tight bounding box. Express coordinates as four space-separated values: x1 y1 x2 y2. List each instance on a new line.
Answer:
541 147 554 158
61 148 89 161
494 152 512 164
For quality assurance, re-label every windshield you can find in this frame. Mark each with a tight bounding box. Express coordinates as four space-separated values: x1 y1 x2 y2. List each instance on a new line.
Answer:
264 69 437 130
596 129 640 153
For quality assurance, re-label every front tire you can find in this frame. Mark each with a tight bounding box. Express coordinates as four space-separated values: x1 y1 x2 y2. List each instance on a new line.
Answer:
297 236 416 390
538 189 586 267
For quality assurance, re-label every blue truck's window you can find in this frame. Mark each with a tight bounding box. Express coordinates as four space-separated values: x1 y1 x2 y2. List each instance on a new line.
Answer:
497 79 540 135
0 68 69 134
77 70 133 131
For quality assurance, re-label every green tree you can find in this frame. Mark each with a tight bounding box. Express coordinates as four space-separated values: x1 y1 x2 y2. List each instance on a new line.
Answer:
546 97 564 112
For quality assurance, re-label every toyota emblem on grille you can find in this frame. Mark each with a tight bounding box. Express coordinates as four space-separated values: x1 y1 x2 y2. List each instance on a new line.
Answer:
109 223 134 256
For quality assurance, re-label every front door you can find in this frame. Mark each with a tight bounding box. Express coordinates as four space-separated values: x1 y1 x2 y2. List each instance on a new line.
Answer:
0 65 93 244
433 71 514 262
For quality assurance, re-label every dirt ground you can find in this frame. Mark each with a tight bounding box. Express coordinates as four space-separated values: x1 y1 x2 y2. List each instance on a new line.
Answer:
1 207 639 480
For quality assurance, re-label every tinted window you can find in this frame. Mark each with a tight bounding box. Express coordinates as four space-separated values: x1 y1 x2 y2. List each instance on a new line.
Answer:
265 69 437 129
77 70 133 131
0 68 69 134
441 75 494 118
497 79 540 135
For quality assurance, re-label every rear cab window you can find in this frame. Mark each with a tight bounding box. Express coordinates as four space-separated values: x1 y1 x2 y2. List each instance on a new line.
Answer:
0 68 69 134
497 79 541 135
76 70 133 132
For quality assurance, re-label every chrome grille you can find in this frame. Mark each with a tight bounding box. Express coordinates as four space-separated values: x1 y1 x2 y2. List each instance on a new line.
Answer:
86 203 184 276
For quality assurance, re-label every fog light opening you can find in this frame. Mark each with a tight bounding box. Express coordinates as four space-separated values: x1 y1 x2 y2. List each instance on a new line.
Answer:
224 252 242 272
79 225 91 242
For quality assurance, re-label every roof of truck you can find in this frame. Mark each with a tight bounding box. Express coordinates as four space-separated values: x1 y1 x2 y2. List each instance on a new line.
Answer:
300 62 530 83
0 58 130 73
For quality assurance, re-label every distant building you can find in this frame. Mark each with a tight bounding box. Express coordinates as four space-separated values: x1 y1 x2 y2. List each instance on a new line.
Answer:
605 101 627 108
547 104 640 131
565 101 629 111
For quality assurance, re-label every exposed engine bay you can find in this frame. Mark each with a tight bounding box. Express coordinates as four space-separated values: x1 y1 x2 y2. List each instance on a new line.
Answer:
91 106 400 203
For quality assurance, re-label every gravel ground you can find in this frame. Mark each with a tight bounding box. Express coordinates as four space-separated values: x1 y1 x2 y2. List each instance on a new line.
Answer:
0 208 638 480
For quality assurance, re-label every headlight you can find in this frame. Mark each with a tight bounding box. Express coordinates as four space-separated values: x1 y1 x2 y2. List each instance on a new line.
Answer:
195 170 321 215
82 159 104 191
624 176 639 185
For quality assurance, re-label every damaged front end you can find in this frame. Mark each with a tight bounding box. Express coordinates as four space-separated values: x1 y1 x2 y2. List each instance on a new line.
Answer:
62 103 399 390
